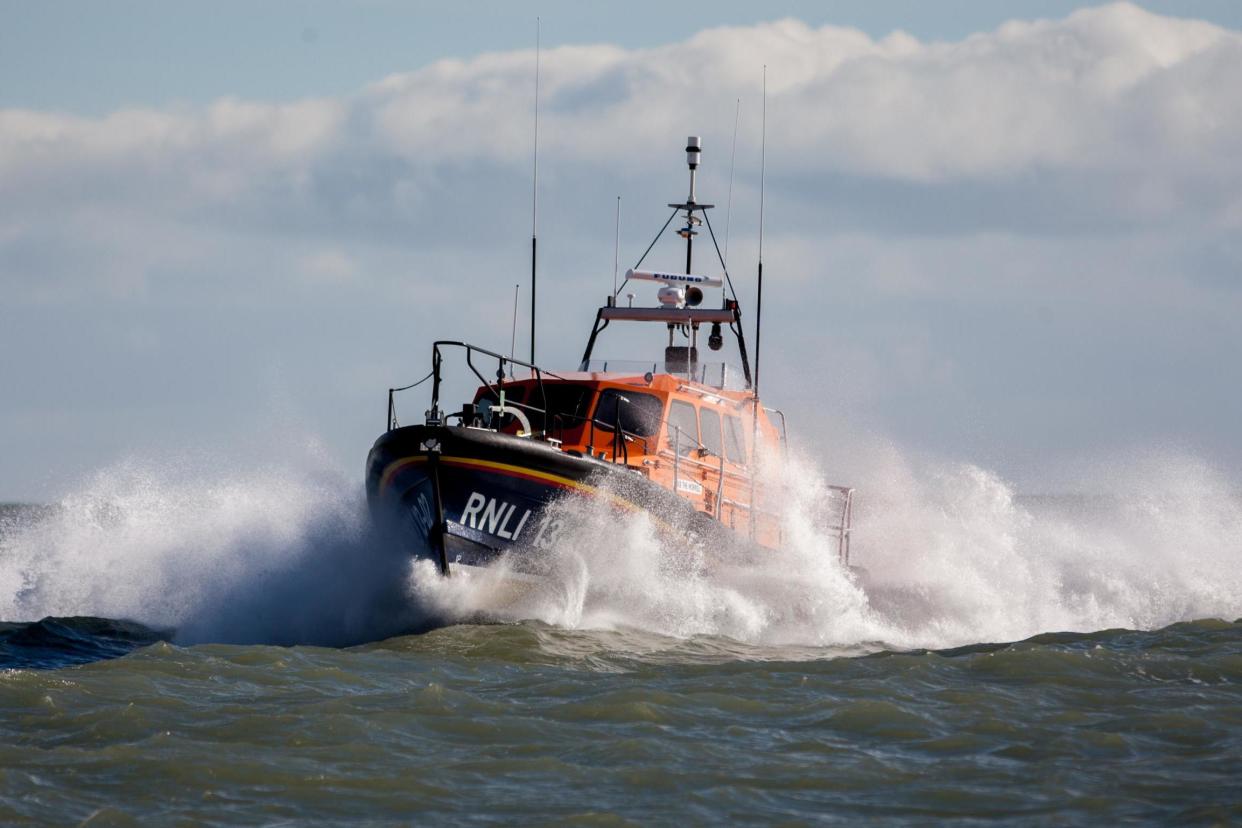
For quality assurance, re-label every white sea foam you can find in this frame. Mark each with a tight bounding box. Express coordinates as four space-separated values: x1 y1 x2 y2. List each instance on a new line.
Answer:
0 451 424 646
849 447 1242 647
420 444 1242 650
1 439 1239 650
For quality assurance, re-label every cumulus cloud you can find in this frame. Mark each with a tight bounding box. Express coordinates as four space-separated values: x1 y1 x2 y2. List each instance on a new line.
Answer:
1 2 1241 496
4 3 1242 238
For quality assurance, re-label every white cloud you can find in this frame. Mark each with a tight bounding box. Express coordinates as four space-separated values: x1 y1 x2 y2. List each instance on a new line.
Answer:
4 4 1242 213
2 2 1242 497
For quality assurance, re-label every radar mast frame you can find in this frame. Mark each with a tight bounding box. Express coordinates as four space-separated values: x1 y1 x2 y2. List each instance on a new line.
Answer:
579 137 754 390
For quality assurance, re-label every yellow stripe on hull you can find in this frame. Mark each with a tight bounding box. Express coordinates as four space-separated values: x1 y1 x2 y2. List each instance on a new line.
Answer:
377 453 654 518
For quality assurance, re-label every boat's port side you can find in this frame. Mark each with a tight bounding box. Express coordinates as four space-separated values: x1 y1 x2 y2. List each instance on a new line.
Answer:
366 422 729 575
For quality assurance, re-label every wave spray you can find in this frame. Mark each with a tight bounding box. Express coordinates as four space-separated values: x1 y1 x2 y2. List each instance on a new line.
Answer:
2 442 1239 651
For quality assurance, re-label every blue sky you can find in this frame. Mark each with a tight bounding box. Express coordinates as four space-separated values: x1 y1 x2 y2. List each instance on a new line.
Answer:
6 1 1242 112
3 2 1242 500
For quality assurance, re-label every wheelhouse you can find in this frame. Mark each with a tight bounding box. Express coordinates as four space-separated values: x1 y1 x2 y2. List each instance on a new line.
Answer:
468 373 778 467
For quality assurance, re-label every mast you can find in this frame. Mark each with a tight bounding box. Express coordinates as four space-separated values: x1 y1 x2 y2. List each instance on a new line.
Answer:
529 18 541 365
749 68 767 542
612 196 621 297
678 136 702 274
754 67 767 397
724 98 740 266
509 282 520 377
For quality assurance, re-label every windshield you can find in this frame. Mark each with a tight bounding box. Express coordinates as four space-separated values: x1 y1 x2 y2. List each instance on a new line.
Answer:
526 383 594 432
592 389 663 437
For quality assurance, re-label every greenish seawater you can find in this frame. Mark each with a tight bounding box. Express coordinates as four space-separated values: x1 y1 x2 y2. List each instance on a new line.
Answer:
2 620 1241 824
3 456 1242 824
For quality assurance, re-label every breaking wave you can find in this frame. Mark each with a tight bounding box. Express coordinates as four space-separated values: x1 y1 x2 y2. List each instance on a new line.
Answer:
2 440 1239 651
0 452 423 647
412 445 1242 651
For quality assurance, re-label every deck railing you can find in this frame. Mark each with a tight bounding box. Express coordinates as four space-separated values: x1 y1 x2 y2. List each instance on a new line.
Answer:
388 341 561 432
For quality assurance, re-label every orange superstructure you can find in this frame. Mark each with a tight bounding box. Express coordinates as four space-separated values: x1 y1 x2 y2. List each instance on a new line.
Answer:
468 370 786 547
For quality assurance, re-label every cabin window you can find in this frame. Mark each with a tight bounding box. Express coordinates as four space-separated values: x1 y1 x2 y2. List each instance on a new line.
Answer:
592 389 663 437
666 400 699 456
724 415 747 464
528 383 594 432
700 408 723 458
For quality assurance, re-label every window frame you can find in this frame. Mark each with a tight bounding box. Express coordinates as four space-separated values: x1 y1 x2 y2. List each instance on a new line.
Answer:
665 399 700 456
699 406 723 459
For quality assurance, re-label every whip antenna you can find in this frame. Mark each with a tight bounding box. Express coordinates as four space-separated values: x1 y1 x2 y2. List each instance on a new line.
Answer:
754 67 767 396
529 18 541 365
612 195 621 298
724 97 740 266
749 68 768 542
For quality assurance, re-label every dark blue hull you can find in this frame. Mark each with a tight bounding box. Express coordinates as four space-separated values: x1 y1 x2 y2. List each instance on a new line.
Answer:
366 425 727 576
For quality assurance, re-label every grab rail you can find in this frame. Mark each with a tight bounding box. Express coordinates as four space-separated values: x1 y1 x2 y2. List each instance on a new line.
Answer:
764 406 788 454
387 341 654 462
826 485 854 566
387 341 565 432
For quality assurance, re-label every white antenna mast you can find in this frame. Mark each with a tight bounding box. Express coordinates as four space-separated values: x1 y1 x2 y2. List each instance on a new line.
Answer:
529 18 541 365
612 195 621 298
724 97 740 266
750 68 768 542
755 66 767 396
509 282 520 377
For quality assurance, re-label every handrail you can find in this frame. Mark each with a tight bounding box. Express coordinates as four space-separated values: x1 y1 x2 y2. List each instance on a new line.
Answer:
432 340 566 430
673 426 680 493
579 300 753 389
656 445 742 475
763 406 788 454
663 422 742 521
825 485 855 566
389 341 660 462
388 340 566 432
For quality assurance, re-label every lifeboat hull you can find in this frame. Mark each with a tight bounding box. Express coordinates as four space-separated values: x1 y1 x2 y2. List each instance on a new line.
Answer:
366 425 731 575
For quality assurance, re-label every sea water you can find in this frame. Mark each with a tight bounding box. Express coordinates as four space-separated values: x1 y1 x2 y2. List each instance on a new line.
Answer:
1 446 1240 824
